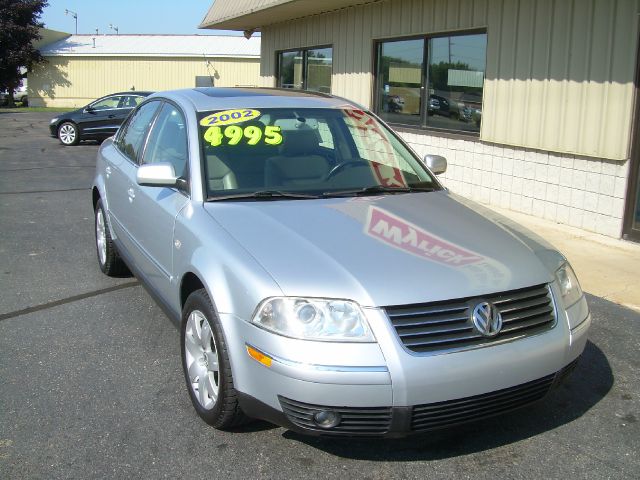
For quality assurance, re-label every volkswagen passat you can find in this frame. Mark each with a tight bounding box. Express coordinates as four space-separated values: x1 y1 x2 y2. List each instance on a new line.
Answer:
92 88 590 437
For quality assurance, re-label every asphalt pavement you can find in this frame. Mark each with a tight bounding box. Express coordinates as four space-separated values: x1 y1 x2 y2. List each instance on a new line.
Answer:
0 112 638 480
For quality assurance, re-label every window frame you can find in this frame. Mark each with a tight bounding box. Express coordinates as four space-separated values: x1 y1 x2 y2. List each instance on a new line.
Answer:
115 99 162 165
139 100 191 193
373 28 487 136
87 94 125 112
276 44 333 92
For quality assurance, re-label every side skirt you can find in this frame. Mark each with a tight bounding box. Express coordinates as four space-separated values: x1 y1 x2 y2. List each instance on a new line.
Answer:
113 237 181 328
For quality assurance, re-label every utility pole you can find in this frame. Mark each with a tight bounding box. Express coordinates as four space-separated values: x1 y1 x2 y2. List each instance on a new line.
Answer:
64 9 78 34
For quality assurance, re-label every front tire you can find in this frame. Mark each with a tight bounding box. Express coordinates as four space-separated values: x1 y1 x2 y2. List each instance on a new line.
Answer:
58 122 79 146
95 199 128 276
181 289 247 428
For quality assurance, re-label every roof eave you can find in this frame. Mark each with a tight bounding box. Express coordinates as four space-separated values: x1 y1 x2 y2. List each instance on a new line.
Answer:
199 0 375 31
42 53 260 58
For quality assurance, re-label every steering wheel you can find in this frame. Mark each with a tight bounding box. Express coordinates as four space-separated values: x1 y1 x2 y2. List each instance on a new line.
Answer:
326 160 369 179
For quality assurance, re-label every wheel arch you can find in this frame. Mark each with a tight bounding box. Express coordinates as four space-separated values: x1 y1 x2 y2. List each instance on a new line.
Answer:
180 271 207 310
92 186 101 211
57 119 77 134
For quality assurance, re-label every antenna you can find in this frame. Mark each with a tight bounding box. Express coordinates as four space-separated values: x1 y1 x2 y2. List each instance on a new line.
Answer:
203 53 215 87
64 9 78 34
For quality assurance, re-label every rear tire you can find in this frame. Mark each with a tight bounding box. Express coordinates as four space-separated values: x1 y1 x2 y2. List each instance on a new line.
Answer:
58 122 79 146
181 289 248 429
95 198 128 276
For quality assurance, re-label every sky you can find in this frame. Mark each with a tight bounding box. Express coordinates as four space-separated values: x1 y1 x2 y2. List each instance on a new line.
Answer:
41 0 242 36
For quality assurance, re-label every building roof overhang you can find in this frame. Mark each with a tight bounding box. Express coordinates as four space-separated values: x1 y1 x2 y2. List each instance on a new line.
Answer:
38 34 260 59
199 0 377 31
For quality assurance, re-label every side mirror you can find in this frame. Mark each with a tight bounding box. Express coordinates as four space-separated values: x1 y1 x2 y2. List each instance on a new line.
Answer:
424 154 447 175
137 163 178 187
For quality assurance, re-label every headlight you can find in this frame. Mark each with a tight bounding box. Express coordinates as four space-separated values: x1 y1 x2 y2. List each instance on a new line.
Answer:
251 297 375 342
50 117 59 124
555 263 583 308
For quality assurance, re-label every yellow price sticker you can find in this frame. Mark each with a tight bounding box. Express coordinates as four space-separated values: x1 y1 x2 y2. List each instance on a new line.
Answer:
204 125 283 147
199 109 261 127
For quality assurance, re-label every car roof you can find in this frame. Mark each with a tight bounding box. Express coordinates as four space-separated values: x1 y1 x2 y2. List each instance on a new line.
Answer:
149 87 363 112
106 91 154 96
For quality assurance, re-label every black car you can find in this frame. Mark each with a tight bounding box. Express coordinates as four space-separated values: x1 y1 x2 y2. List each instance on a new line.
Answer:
49 91 153 145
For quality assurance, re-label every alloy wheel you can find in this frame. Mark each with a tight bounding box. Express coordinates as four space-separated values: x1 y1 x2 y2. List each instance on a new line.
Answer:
184 310 220 410
59 124 76 144
95 208 107 266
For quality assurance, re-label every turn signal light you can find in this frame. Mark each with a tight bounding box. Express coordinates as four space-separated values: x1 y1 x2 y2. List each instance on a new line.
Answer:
246 345 272 367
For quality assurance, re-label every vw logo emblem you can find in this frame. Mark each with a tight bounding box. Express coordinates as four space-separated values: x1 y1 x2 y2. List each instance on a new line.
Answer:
471 301 503 337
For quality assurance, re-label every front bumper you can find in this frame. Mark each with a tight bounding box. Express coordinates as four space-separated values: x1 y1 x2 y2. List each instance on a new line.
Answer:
221 291 590 438
237 356 581 438
49 123 58 137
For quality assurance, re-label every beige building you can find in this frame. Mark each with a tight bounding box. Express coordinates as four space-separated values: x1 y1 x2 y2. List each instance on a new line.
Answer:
201 0 640 242
29 34 261 109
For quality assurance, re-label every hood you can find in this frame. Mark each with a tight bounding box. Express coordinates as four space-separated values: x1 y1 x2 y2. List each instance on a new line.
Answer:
203 191 555 307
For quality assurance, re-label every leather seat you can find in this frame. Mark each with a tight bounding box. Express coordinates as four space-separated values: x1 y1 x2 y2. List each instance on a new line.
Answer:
207 155 238 190
264 130 329 188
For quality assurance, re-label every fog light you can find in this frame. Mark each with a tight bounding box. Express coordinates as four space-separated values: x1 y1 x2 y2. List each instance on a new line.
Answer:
313 410 341 429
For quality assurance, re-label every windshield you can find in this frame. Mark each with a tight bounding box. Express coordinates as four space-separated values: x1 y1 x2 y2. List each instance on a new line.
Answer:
197 107 439 200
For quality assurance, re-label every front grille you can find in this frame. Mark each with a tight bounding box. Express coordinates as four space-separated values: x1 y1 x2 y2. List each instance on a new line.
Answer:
278 396 392 435
385 283 555 353
411 373 555 432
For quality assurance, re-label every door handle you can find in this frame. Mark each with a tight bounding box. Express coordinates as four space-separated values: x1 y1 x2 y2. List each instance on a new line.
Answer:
127 188 136 202
108 115 116 118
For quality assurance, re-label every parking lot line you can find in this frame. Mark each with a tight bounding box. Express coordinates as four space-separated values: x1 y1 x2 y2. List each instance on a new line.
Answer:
0 281 140 321
0 187 90 195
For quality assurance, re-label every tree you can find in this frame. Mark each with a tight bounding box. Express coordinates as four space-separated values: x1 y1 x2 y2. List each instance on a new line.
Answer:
0 0 48 106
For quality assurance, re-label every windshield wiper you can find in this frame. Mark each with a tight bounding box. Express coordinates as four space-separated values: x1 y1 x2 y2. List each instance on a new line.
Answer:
322 185 435 197
207 190 321 201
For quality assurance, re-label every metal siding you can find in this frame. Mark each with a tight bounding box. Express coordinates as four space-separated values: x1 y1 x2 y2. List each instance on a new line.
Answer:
29 57 260 108
259 0 638 160
483 0 639 160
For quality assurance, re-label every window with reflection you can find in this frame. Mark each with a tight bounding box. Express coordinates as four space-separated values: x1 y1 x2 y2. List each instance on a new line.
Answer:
376 39 424 126
117 101 161 163
277 46 332 93
142 103 188 179
375 32 487 134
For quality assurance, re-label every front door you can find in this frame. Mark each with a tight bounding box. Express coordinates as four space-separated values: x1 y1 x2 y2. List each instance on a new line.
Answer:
80 95 126 138
105 100 162 253
121 102 190 301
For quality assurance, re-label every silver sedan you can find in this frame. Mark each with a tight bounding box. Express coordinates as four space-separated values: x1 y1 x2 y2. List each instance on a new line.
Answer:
92 88 590 437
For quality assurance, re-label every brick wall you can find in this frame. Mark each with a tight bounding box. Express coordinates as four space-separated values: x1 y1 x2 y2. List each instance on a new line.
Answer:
399 131 630 238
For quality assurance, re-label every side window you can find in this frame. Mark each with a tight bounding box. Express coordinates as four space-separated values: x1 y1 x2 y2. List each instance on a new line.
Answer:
374 32 487 134
141 103 188 179
119 95 144 108
90 96 121 110
277 46 333 92
117 101 161 163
